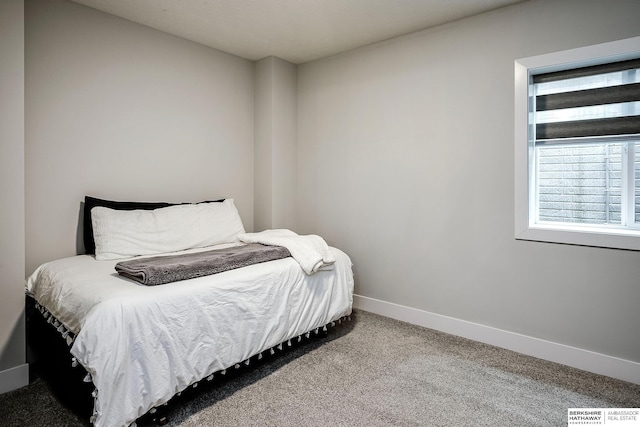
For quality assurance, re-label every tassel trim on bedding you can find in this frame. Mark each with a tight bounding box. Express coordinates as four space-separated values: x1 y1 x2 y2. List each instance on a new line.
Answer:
34 302 76 346
34 302 351 427
33 302 101 426
131 314 352 427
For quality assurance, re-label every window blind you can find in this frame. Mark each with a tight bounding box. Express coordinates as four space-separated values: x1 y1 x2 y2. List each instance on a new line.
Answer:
533 58 640 142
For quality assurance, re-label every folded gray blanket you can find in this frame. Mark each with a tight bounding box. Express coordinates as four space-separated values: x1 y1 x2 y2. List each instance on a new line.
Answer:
115 243 291 286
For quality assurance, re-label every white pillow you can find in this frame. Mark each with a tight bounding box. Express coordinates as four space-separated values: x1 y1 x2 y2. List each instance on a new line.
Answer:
91 199 245 260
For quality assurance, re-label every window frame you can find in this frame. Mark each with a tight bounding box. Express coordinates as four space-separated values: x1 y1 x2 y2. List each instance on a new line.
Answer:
515 36 640 251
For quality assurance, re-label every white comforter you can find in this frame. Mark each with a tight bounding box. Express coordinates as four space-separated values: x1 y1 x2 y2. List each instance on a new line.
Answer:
26 243 354 427
239 229 336 274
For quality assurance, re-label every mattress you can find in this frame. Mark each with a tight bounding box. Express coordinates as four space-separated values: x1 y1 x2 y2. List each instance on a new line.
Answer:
26 243 354 427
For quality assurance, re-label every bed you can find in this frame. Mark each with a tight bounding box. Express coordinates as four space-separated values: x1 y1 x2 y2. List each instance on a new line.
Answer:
25 197 354 427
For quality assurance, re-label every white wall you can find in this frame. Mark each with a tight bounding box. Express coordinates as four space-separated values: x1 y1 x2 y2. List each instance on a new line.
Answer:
25 0 255 274
12 0 640 391
297 0 640 369
254 56 297 232
0 0 28 393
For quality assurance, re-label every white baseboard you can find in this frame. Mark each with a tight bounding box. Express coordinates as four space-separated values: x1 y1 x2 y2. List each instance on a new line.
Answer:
353 294 640 385
0 363 29 395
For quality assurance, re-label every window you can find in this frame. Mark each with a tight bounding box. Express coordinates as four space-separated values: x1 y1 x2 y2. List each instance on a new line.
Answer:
515 37 640 251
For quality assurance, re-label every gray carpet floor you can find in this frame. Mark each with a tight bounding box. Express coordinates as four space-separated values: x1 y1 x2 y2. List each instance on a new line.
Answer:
1 309 639 426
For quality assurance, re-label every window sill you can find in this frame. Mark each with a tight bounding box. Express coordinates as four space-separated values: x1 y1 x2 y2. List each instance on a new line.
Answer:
516 223 640 251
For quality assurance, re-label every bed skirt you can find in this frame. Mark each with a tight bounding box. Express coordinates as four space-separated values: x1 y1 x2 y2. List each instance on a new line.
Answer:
26 295 94 418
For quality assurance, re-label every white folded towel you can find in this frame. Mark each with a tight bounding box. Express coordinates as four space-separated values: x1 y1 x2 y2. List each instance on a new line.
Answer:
238 229 335 274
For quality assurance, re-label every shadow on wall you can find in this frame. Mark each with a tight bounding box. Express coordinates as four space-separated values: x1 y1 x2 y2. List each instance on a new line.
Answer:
76 202 85 255
0 310 25 374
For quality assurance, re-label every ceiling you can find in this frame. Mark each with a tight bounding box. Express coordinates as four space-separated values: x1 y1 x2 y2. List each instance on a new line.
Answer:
70 0 527 64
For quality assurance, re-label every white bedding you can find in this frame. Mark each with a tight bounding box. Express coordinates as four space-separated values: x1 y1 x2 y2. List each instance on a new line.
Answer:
26 243 354 427
239 229 336 274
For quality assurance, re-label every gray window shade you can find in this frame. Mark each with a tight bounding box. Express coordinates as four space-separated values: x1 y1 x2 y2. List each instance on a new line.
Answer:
533 58 640 142
536 116 640 140
536 82 640 111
